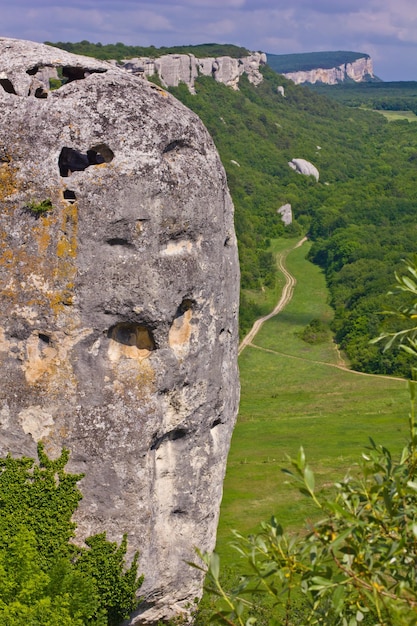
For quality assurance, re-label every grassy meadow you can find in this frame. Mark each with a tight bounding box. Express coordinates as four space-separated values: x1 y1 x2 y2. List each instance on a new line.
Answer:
373 109 417 122
216 238 410 566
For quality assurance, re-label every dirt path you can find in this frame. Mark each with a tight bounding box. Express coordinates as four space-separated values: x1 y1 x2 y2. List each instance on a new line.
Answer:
238 237 307 356
239 237 406 383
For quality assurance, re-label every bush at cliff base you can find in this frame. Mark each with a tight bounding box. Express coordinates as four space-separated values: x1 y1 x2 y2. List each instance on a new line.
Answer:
0 443 143 625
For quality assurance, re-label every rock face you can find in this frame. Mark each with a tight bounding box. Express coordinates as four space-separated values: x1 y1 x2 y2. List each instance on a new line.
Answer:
282 56 374 85
0 37 240 624
119 52 266 92
288 158 320 182
277 203 292 225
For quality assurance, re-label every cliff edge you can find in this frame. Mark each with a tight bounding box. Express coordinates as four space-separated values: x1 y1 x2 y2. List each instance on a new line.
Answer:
0 37 240 624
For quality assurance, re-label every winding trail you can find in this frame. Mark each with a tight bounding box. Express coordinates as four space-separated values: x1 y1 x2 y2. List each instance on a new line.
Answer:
238 237 406 383
238 237 306 356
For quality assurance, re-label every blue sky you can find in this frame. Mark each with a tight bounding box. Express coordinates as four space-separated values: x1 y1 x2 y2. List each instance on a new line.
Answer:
3 0 417 81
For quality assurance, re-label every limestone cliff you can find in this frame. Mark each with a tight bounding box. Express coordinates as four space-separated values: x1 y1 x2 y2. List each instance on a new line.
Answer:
282 56 375 85
118 51 266 92
0 37 240 624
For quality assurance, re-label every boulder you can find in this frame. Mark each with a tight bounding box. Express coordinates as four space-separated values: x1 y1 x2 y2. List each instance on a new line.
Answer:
277 203 292 225
0 37 240 624
288 158 320 182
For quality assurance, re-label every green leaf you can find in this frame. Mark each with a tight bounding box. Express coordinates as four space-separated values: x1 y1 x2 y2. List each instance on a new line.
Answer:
304 466 315 494
209 552 220 581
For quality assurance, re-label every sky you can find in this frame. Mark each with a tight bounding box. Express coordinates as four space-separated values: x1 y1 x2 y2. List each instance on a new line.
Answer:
2 0 417 82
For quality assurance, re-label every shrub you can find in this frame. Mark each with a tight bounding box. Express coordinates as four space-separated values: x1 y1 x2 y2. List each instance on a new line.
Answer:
193 258 417 625
26 198 53 216
0 444 142 625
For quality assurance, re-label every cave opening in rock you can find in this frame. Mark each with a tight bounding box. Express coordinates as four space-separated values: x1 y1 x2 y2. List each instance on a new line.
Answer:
58 144 113 177
108 323 156 351
0 79 17 95
34 87 48 99
61 66 107 83
63 190 77 203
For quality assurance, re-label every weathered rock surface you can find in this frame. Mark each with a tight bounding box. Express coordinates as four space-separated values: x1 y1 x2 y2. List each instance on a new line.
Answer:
0 37 240 624
282 56 374 85
288 158 320 182
277 203 292 225
119 52 266 92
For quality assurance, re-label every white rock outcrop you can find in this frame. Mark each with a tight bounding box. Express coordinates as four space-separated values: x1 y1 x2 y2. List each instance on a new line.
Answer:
277 203 292 225
289 158 320 181
282 56 374 85
120 52 266 92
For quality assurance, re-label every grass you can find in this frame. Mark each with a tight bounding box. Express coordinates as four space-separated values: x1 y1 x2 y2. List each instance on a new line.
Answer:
215 238 409 566
373 110 417 122
240 237 300 319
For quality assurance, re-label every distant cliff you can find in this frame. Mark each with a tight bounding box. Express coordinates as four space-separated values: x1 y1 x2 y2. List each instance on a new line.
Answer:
267 51 376 85
282 57 375 85
116 52 267 92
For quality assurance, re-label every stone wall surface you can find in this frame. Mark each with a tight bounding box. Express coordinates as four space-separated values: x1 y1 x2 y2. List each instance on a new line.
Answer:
0 37 240 624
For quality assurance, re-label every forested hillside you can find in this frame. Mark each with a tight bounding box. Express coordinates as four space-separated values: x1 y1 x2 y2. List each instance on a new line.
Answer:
168 68 417 376
46 40 250 61
309 81 417 113
266 50 369 73
47 41 417 376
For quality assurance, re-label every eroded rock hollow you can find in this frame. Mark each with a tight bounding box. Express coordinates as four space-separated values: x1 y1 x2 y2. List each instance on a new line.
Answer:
0 37 240 623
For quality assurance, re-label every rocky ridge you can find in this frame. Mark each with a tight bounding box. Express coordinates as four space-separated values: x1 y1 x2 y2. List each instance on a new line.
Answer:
117 51 267 92
0 37 240 624
282 56 375 85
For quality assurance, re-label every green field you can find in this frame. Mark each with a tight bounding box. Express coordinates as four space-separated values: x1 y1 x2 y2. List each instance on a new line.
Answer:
216 239 409 566
374 109 417 122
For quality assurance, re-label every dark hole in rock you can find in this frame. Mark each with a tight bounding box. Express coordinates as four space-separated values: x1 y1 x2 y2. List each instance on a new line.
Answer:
172 298 195 323
38 333 51 346
34 87 48 99
26 66 39 76
0 79 17 95
106 238 133 247
179 299 194 315
63 189 76 202
150 428 188 450
224 236 231 246
90 143 114 163
59 147 105 177
211 418 222 428
108 322 155 351
172 508 187 516
163 139 189 154
62 66 107 83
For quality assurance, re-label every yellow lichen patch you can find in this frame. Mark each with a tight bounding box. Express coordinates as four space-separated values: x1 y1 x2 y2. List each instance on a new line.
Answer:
50 201 78 316
34 212 55 256
0 161 18 200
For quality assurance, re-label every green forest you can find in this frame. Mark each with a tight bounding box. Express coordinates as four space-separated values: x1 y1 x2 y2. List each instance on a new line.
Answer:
266 50 370 74
48 41 417 377
167 68 417 376
45 40 250 61
310 81 417 113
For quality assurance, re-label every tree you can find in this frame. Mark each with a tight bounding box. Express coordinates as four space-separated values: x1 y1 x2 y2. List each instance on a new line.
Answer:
0 444 142 625
193 258 417 626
